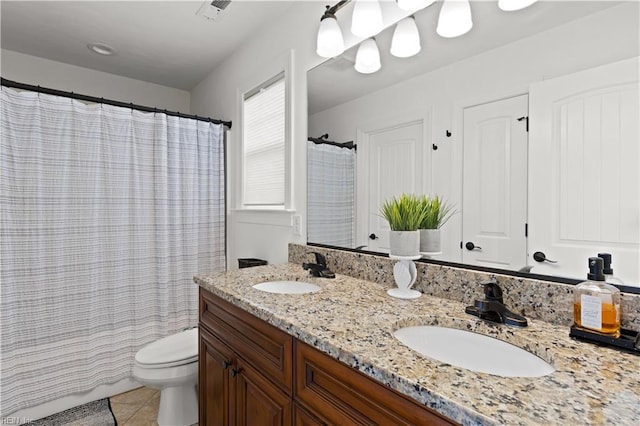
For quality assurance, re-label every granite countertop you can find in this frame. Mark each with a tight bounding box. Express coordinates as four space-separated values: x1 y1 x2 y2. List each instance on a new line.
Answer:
194 263 640 425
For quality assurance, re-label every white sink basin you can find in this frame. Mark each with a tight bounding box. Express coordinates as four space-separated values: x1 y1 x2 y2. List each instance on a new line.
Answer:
393 326 554 378
252 280 321 294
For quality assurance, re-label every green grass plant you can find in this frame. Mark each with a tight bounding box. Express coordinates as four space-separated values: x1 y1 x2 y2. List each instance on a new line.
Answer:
380 194 427 231
419 195 455 229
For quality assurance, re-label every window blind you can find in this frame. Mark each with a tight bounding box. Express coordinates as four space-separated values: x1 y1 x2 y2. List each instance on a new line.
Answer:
243 75 285 206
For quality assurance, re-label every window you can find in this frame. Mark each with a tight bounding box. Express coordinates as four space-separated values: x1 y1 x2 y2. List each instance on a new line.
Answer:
242 73 285 207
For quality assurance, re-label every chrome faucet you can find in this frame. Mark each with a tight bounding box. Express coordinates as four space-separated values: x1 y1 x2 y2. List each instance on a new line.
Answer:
465 279 528 327
302 252 335 278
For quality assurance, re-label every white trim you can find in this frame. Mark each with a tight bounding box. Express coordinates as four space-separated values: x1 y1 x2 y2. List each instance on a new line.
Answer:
233 209 296 227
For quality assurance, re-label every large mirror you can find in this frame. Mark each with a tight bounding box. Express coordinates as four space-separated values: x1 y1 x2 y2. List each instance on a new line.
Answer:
307 1 640 286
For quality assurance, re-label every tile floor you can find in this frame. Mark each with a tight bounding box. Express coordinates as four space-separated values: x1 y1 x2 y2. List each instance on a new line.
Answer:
110 386 160 425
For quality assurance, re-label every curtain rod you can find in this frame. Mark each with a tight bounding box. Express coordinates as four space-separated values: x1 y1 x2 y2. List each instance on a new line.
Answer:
307 136 356 150
1 78 232 129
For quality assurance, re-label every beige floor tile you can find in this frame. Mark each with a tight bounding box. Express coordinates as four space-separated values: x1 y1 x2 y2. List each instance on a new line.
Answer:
110 402 141 424
149 393 160 411
111 386 158 405
122 403 158 426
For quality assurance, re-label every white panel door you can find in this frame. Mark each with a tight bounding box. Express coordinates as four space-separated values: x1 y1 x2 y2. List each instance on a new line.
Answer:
462 95 529 269
365 121 423 252
529 57 639 284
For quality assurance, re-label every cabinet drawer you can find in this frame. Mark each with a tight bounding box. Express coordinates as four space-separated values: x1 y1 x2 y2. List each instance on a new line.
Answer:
200 288 293 393
295 341 457 426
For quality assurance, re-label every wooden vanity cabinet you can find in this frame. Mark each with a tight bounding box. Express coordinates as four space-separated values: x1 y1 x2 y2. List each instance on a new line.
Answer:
199 288 293 426
199 288 457 426
199 327 235 425
295 341 455 426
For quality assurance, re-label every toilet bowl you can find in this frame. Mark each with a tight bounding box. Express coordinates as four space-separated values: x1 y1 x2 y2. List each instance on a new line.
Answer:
133 327 199 426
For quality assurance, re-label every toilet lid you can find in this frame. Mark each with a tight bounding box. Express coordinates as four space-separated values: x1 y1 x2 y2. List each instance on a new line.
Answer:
135 327 198 366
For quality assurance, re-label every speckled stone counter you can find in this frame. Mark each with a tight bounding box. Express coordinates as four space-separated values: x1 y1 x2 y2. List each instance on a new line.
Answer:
194 263 640 425
289 244 640 331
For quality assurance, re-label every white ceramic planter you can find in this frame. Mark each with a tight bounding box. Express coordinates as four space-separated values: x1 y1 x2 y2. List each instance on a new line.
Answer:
389 230 420 257
420 228 441 253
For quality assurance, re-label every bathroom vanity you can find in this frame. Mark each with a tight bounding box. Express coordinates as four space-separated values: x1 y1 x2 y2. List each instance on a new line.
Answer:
198 288 452 425
195 249 640 425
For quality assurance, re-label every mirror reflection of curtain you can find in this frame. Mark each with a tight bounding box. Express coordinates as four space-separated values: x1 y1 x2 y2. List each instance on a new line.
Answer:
307 141 355 247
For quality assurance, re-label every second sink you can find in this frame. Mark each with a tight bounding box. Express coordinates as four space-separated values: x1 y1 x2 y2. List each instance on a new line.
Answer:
393 326 554 378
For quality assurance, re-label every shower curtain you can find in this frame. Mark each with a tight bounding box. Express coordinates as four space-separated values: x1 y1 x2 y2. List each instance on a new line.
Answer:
307 141 355 247
0 87 225 415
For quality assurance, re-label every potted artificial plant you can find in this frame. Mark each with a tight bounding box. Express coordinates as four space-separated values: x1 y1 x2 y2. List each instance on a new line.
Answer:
419 195 455 253
380 194 426 257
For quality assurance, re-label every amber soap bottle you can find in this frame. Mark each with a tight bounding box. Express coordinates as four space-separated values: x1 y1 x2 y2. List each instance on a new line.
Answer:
573 257 621 337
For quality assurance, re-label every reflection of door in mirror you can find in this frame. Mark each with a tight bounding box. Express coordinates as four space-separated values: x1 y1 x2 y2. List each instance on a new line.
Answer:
361 120 424 253
529 58 639 284
307 140 356 247
462 95 528 271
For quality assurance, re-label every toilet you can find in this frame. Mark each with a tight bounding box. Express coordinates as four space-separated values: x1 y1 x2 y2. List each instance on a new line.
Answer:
133 327 199 426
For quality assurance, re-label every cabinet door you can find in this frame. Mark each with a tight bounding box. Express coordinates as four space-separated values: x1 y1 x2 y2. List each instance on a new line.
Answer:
294 403 326 426
235 358 292 426
200 288 293 393
199 327 236 426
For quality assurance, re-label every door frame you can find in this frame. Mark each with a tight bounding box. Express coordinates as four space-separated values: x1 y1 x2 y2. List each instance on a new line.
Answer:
355 110 432 248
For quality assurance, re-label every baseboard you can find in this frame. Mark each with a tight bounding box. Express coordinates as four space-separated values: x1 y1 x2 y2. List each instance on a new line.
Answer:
7 377 141 423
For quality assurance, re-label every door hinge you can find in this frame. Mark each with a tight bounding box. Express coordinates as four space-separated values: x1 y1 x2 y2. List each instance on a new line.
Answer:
517 116 529 132
525 223 528 237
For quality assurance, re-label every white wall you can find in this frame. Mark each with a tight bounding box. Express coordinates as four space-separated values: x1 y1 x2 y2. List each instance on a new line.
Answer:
309 3 640 261
191 2 320 268
190 0 415 268
1 49 190 112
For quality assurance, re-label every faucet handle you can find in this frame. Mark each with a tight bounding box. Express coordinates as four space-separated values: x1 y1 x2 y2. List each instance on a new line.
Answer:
310 251 328 267
480 280 503 303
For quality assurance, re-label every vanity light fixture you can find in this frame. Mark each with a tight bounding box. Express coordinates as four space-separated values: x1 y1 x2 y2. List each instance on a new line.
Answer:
354 38 381 74
396 0 436 13
351 0 384 38
436 0 473 38
317 7 345 58
498 0 539 12
390 16 421 58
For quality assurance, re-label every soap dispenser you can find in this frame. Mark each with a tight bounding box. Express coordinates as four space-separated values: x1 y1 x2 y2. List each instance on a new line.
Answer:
598 252 625 286
573 257 621 337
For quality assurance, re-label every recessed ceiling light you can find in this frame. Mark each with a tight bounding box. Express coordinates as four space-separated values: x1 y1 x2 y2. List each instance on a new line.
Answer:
87 42 115 56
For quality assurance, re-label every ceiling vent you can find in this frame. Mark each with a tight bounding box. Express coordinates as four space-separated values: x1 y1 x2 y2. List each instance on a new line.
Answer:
196 1 232 21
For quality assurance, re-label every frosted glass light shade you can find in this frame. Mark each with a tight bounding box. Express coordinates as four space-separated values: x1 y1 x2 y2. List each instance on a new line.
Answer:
498 0 538 11
316 15 345 58
351 0 384 38
396 0 436 12
354 38 381 74
390 17 421 58
436 0 473 38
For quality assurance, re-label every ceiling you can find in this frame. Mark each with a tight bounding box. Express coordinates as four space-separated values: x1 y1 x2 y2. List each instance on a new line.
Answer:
1 1 295 90
308 1 626 115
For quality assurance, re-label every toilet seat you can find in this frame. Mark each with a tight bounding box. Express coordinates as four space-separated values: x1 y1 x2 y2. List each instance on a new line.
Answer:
135 327 198 369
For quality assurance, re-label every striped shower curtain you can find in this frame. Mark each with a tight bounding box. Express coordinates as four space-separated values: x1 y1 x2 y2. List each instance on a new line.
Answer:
307 141 355 247
0 87 225 415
